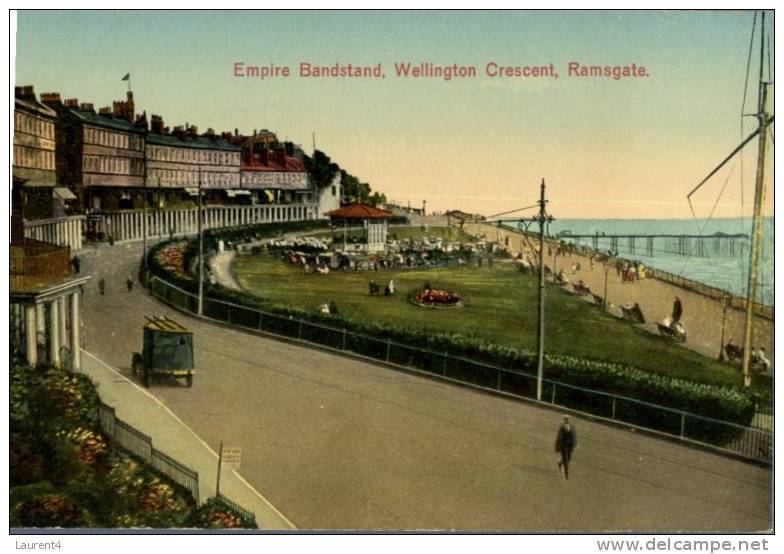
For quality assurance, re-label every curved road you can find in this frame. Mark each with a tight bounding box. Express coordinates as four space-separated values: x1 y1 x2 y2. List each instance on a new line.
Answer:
79 242 771 531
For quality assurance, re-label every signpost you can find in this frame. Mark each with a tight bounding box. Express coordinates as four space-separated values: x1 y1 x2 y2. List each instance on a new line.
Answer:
215 441 242 496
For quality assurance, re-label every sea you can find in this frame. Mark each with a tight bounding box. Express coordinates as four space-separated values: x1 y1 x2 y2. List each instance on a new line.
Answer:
505 217 774 307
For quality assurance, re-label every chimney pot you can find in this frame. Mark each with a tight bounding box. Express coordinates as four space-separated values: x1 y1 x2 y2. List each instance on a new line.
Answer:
40 92 62 104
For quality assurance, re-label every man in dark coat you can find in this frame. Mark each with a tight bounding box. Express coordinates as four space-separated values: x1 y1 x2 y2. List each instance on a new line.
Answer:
671 297 683 324
555 415 577 480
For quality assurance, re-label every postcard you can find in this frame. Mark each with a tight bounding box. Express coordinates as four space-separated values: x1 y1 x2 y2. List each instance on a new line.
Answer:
9 9 774 540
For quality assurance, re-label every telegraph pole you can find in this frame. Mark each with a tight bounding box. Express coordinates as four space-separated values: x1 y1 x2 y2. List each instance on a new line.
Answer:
534 179 554 401
198 167 204 315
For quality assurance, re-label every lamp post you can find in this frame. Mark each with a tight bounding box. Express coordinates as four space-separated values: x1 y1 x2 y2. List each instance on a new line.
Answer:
603 250 618 310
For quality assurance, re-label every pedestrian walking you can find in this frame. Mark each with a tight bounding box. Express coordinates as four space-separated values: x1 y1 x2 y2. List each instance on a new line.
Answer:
126 275 134 292
555 415 577 480
71 255 81 274
671 296 683 324
98 278 106 296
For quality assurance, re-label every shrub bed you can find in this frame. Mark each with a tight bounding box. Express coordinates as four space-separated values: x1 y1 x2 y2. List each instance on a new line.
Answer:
9 352 256 529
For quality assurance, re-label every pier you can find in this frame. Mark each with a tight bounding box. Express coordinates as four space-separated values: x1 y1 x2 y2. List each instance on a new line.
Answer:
555 233 748 258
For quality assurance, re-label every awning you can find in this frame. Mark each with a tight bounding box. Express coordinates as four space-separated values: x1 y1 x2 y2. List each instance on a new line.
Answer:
53 187 77 200
226 190 252 197
183 187 200 196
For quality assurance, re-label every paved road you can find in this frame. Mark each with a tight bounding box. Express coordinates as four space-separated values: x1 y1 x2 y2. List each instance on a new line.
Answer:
78 242 772 531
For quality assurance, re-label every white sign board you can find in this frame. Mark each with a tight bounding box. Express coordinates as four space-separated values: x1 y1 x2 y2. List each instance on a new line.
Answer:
221 446 242 470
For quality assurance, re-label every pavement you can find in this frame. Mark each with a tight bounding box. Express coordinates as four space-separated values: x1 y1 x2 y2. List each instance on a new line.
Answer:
76 240 772 531
78 349 295 530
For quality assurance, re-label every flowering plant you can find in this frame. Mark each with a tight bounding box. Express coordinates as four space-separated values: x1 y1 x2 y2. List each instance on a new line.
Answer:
415 288 461 306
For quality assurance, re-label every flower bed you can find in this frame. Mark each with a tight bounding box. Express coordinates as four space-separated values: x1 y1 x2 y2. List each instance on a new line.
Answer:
155 241 189 277
412 288 463 308
9 355 257 529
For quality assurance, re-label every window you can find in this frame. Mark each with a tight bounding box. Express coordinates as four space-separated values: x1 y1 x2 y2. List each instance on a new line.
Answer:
332 186 336 196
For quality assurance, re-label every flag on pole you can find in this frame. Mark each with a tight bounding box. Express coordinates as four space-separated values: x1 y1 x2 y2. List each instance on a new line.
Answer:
121 73 130 81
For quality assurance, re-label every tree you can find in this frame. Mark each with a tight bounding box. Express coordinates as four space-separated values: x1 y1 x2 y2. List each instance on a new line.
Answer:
303 150 339 190
341 170 372 204
369 192 387 207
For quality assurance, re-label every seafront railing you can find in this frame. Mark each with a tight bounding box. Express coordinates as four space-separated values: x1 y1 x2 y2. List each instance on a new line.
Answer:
648 267 773 321
504 226 774 321
148 275 772 465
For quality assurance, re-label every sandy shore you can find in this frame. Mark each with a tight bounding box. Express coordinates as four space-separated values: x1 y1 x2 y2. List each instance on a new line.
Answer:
464 222 774 371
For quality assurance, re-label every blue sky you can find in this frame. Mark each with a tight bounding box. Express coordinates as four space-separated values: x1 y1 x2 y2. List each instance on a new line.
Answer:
14 10 774 218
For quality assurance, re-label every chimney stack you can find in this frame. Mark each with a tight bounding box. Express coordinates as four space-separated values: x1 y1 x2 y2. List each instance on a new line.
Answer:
15 85 36 99
113 93 135 122
134 111 148 130
40 92 62 106
64 98 79 108
99 106 112 115
80 102 94 111
151 114 164 134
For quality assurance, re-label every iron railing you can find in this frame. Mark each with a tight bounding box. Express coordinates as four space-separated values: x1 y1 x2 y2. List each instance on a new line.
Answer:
149 276 773 464
98 403 199 502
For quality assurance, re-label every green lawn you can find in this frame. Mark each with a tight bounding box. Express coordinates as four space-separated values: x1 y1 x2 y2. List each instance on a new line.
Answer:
233 254 761 390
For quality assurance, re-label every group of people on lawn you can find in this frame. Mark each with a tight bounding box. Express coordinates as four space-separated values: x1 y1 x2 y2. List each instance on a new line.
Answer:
369 279 395 297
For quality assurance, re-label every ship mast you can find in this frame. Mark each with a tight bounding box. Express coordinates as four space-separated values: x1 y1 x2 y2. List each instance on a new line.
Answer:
740 11 771 388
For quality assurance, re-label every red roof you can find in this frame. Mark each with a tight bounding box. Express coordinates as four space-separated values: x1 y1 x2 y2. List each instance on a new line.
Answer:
242 155 305 173
327 203 394 219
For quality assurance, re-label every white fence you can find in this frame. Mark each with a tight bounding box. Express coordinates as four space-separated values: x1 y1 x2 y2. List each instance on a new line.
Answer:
23 203 320 250
24 215 85 251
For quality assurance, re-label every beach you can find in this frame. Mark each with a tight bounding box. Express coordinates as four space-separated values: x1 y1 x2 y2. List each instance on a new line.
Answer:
465 221 774 373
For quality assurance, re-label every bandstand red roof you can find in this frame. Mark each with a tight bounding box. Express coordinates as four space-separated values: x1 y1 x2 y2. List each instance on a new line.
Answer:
326 204 394 219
